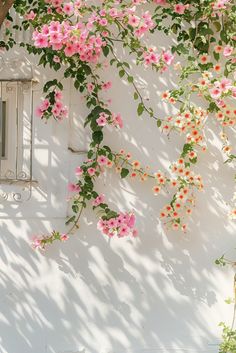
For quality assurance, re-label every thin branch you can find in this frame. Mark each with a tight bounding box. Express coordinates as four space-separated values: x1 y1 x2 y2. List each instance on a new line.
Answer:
0 0 15 27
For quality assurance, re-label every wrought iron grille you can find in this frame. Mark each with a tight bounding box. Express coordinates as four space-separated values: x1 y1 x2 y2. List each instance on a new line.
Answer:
0 60 37 202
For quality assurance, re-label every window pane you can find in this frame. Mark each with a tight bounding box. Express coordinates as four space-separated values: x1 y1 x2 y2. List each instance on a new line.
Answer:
1 101 6 158
0 100 6 159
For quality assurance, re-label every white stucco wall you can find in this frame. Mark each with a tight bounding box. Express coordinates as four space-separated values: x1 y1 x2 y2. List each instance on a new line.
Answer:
0 41 236 353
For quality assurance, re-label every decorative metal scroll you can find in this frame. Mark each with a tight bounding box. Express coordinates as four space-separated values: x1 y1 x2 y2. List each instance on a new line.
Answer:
0 66 37 202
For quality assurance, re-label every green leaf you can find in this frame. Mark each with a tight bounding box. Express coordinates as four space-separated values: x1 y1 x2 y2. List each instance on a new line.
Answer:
38 54 46 66
123 62 130 69
220 30 228 43
137 103 144 116
213 22 221 32
181 143 193 157
102 46 109 57
119 69 125 78
103 145 111 153
83 65 91 75
213 52 220 61
189 28 196 41
106 211 119 220
65 215 76 225
156 119 162 128
208 102 218 113
190 157 197 164
121 168 129 179
74 80 80 90
134 92 138 100
92 130 103 144
171 23 180 34
128 76 134 83
87 150 94 159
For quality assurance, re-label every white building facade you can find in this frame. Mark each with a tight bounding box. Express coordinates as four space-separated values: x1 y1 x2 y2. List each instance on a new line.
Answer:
0 17 236 353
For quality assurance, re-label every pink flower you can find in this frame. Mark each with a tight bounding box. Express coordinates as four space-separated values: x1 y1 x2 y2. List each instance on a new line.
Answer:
87 83 94 92
153 0 167 4
35 106 44 118
53 55 60 63
52 107 60 117
99 9 106 16
118 225 130 237
102 227 111 236
68 183 81 193
109 8 119 17
219 78 232 92
49 32 62 44
32 238 42 249
87 167 96 176
97 219 106 231
55 91 62 100
41 99 50 111
96 115 107 126
60 233 69 241
61 107 68 119
92 194 105 206
64 43 76 57
75 166 83 176
162 50 174 65
97 155 108 165
25 10 36 20
127 214 136 228
113 113 123 128
174 3 188 14
209 87 222 99
128 15 140 27
213 0 230 10
99 18 108 26
34 33 48 48
107 218 118 228
55 101 63 110
63 2 74 15
223 45 234 57
102 81 112 90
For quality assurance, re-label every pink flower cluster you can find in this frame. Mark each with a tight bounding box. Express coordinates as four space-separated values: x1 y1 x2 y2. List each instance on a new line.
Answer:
153 1 188 14
143 48 174 69
44 0 84 16
32 232 69 250
128 10 154 37
36 90 68 121
209 78 235 100
97 213 138 238
33 21 106 63
212 0 231 11
96 112 123 128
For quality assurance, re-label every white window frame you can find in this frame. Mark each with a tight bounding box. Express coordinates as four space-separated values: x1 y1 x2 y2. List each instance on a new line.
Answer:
0 80 37 202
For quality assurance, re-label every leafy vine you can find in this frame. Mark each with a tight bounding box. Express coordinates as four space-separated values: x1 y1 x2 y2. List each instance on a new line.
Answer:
0 0 236 349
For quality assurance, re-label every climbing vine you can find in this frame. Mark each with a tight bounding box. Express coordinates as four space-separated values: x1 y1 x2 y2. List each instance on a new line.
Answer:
1 0 236 245
0 1 236 349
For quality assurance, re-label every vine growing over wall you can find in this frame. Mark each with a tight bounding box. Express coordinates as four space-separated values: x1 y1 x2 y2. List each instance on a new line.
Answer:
0 1 236 349
15 0 235 244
